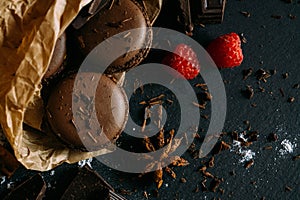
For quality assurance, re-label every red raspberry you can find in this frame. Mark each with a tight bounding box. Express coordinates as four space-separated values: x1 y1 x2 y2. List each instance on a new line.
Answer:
162 44 200 80
206 32 244 68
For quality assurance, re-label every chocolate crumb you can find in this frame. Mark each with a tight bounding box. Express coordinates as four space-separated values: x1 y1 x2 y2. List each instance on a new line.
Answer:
271 15 283 19
279 88 285 97
293 83 300 89
263 146 273 150
180 177 187 183
250 181 256 185
229 170 236 176
288 14 297 19
240 11 251 17
270 69 277 75
287 97 295 103
251 103 257 107
282 72 289 79
268 133 278 142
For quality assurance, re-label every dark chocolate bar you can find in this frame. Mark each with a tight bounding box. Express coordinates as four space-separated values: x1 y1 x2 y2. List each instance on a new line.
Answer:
0 145 20 178
72 0 110 29
60 166 126 200
191 0 226 24
3 174 46 200
177 0 194 36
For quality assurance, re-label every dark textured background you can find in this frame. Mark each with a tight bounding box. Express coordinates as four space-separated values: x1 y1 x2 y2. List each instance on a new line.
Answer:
1 0 300 199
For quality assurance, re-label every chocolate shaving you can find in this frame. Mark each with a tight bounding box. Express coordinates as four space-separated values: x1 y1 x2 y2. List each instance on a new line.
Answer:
244 159 254 169
210 178 222 192
165 167 176 179
271 15 283 19
242 85 254 99
201 179 208 191
293 84 300 89
292 155 300 161
153 169 163 189
285 186 293 192
240 11 251 17
192 102 206 109
208 156 215 168
243 68 253 80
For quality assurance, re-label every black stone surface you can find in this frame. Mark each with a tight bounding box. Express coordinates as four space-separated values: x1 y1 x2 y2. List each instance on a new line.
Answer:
0 0 300 200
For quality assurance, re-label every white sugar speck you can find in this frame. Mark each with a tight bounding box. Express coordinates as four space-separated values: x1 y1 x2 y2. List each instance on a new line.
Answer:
78 158 93 168
239 149 255 163
1 176 6 184
50 170 55 176
7 181 14 189
279 139 295 155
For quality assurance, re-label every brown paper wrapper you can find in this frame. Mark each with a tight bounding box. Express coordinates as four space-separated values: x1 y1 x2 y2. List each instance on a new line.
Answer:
0 0 162 171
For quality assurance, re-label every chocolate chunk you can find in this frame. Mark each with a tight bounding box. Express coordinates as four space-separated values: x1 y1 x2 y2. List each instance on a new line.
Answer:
3 174 46 200
177 0 194 35
191 0 227 24
61 166 126 200
0 145 20 178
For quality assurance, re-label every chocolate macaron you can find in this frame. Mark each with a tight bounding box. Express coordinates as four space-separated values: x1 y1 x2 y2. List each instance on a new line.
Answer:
43 32 67 80
73 0 152 74
46 72 129 150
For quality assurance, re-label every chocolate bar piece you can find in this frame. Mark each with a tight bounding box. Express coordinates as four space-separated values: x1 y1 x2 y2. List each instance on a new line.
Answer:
191 0 226 24
177 0 194 36
3 174 46 200
0 145 20 178
60 166 126 200
72 0 110 29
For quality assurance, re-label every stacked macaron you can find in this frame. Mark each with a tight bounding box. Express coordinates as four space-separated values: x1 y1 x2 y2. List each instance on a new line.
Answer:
44 0 152 150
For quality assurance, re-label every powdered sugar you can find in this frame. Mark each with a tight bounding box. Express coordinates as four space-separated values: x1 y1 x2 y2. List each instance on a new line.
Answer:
279 139 296 155
231 140 256 164
78 158 93 168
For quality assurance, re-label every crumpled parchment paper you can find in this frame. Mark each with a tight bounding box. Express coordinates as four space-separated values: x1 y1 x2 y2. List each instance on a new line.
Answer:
0 0 162 171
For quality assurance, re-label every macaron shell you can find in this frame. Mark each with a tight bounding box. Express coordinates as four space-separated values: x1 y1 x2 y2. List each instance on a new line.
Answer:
46 72 129 150
74 0 152 74
43 32 67 79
